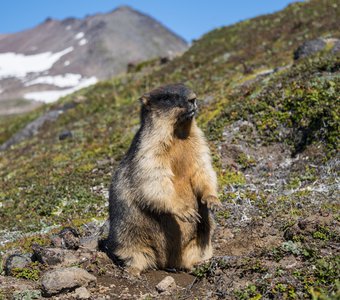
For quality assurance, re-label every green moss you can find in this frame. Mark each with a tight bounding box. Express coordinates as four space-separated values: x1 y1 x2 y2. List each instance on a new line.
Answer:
11 262 41 281
236 153 257 169
242 259 268 274
219 169 246 186
235 284 262 300
216 210 231 221
312 225 334 241
192 262 212 279
313 231 329 241
0 235 51 253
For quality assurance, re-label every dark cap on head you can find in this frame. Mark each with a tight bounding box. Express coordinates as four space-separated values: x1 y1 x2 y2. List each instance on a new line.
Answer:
140 83 196 105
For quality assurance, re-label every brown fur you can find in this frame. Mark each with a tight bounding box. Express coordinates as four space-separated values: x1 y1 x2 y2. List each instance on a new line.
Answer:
108 83 219 275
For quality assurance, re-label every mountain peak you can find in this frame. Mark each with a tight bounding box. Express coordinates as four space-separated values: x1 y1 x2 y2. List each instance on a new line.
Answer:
112 5 136 14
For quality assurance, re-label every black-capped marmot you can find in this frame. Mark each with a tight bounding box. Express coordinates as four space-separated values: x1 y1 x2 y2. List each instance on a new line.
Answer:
108 83 220 275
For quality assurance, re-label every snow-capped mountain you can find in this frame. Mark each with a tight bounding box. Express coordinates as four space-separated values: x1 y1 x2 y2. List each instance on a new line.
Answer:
0 6 188 114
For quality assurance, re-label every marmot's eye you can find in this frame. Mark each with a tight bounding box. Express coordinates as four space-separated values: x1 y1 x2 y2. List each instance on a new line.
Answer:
188 98 196 104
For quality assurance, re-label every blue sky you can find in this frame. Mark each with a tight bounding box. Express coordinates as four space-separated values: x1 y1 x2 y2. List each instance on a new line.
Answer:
0 0 300 41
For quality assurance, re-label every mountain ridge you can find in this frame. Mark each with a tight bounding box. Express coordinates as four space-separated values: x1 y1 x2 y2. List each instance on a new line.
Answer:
0 6 188 113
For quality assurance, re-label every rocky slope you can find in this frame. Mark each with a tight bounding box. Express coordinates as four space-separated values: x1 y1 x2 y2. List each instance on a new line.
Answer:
0 6 187 113
0 0 339 299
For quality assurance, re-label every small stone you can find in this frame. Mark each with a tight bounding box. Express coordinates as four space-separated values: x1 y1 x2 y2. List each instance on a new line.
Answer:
59 130 73 140
51 227 80 250
41 267 97 296
155 276 176 293
73 286 91 299
298 219 307 230
214 269 223 276
80 236 99 250
283 229 295 241
159 56 170 65
296 202 303 209
5 254 32 276
279 255 298 270
32 245 65 265
59 227 80 249
50 235 63 248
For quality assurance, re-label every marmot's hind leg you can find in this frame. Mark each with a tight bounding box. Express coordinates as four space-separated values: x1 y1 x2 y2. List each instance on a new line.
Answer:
181 204 215 270
116 246 156 276
181 238 213 270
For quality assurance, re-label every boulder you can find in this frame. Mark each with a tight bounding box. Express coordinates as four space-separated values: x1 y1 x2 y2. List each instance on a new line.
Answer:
294 38 326 60
4 253 32 276
32 245 92 267
41 267 96 296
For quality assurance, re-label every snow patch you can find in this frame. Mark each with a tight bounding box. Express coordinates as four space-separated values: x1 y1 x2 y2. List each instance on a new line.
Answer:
66 25 72 30
75 32 85 40
0 47 74 79
64 60 70 66
25 73 83 88
24 76 98 103
79 39 87 46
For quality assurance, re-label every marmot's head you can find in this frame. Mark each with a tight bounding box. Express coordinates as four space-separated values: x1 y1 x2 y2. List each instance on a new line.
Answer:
139 84 197 124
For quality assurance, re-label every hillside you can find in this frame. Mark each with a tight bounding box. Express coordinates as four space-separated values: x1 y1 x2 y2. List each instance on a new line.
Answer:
0 0 339 299
0 6 187 114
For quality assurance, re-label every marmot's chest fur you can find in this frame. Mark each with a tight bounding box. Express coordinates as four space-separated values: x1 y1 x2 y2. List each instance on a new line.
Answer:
169 136 200 203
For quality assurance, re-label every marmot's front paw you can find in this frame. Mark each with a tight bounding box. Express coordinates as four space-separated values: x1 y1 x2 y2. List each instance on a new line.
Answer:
201 195 222 211
175 207 201 223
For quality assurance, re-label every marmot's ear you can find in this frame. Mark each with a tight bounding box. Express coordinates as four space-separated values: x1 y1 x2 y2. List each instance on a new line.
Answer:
139 93 150 105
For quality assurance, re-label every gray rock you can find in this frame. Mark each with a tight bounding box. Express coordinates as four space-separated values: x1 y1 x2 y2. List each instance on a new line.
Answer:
4 254 32 276
32 245 92 267
294 38 326 60
0 101 78 150
98 219 110 240
80 236 99 250
51 227 80 250
58 227 80 249
41 267 97 296
97 219 110 252
332 40 340 54
32 245 65 265
0 109 63 151
73 286 91 299
59 130 73 141
155 276 176 293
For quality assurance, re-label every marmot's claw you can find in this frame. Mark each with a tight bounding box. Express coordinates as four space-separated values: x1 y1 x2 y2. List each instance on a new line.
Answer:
202 195 222 211
176 208 201 223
